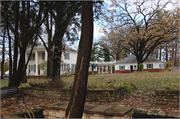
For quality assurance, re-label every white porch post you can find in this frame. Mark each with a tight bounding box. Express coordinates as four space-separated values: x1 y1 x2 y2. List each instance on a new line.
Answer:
98 65 100 74
60 64 62 75
106 65 108 74
111 65 112 73
45 50 48 61
63 64 64 73
25 53 28 75
102 66 104 74
35 51 38 75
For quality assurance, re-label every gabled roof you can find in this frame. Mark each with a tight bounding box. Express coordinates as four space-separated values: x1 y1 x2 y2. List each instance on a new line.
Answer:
27 44 77 52
115 55 163 64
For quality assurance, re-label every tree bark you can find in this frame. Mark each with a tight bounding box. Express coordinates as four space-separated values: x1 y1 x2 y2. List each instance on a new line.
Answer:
12 1 19 85
6 7 12 85
1 29 6 79
52 34 62 80
16 48 26 86
65 1 93 118
137 56 143 71
165 43 168 61
159 46 161 60
47 12 53 78
116 53 119 61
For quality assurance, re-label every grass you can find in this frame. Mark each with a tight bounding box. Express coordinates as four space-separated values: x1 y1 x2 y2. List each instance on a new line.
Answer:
1 71 179 96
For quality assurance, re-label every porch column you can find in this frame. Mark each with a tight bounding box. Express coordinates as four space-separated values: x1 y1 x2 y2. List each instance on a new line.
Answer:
106 65 108 74
60 64 62 75
35 51 38 75
111 65 112 73
63 64 64 72
45 50 48 61
98 65 100 74
102 65 104 74
25 53 28 75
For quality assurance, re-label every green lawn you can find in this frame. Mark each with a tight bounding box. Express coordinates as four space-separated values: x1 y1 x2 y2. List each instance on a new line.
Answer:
1 71 179 96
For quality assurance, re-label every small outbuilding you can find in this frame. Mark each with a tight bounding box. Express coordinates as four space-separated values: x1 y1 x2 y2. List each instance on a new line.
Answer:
115 55 165 73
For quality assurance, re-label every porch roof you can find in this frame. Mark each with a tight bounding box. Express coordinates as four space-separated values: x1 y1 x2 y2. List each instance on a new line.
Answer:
89 61 116 66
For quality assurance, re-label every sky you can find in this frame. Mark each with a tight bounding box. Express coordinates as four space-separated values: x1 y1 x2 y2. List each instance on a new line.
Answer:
70 22 104 50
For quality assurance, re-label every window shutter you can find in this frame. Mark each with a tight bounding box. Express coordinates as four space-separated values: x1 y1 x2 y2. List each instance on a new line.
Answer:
64 53 66 60
147 64 148 69
71 64 73 69
119 65 121 70
34 64 36 73
29 65 30 73
151 64 153 69
123 65 125 70
68 53 70 60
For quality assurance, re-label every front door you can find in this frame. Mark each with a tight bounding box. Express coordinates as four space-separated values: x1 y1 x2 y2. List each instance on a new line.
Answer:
38 70 40 75
130 65 133 73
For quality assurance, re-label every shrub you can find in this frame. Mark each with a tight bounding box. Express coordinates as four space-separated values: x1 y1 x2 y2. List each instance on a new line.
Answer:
61 68 74 77
166 61 172 68
123 82 137 94
138 63 144 71
29 80 66 89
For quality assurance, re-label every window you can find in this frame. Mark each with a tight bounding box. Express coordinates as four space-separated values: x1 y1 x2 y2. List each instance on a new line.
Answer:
30 54 35 60
149 64 152 68
159 64 164 69
147 64 153 69
119 65 125 70
31 65 34 70
134 65 136 69
121 66 124 70
64 53 69 60
42 53 45 60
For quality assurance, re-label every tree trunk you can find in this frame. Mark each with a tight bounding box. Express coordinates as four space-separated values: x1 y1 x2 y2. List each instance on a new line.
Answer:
171 48 174 67
116 53 119 61
12 1 19 84
47 51 53 78
156 49 158 59
1 29 6 79
136 55 143 71
6 8 12 86
45 9 53 78
22 66 27 83
159 46 161 60
52 34 62 81
16 49 26 86
65 1 93 118
165 43 168 61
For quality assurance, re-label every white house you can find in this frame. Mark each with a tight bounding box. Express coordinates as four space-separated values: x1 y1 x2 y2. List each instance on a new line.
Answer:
25 45 78 76
115 55 165 73
25 45 165 76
